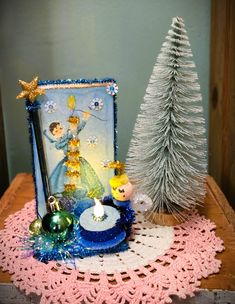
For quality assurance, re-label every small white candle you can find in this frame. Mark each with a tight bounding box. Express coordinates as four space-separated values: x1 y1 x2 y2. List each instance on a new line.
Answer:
94 198 104 218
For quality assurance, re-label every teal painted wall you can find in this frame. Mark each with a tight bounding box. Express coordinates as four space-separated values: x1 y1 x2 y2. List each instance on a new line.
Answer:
0 0 210 180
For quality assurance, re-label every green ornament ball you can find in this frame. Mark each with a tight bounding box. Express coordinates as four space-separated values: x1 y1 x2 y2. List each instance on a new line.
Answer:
29 219 42 236
42 210 73 242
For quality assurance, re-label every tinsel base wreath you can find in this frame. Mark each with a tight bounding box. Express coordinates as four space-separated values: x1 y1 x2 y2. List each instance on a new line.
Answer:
0 200 224 304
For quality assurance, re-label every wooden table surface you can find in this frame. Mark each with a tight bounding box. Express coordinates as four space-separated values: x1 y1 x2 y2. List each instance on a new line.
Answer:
0 173 235 291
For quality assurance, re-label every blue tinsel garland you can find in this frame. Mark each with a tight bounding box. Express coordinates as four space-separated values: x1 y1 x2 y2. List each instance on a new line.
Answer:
32 221 129 263
29 198 135 263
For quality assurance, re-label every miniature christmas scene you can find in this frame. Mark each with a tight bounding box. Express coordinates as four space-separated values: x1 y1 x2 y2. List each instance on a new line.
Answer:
0 16 228 304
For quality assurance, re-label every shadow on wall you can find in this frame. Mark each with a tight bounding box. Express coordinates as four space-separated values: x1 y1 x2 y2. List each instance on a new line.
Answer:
0 85 9 196
0 0 56 181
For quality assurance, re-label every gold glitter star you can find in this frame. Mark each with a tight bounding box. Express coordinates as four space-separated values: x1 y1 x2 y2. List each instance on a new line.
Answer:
16 76 45 102
108 161 125 175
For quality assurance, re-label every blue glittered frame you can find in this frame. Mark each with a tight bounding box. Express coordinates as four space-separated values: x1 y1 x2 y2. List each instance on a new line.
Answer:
27 78 118 218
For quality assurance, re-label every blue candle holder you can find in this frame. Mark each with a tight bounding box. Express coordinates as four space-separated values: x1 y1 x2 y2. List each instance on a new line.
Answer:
79 205 126 250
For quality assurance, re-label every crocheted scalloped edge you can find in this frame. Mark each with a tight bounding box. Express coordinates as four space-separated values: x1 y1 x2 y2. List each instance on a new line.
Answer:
0 200 224 304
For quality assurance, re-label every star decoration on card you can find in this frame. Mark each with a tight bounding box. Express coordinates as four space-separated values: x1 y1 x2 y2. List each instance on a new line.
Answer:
16 76 45 103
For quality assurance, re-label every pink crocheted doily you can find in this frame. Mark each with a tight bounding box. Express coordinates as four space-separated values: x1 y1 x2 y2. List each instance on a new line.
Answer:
0 200 224 304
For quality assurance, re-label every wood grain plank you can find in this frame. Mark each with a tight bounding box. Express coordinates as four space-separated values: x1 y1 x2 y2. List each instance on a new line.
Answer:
209 0 235 208
0 173 34 215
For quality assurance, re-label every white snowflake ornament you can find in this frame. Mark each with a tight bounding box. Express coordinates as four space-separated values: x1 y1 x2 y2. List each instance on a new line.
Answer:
44 100 57 113
131 193 153 212
90 98 104 111
106 83 118 96
86 135 98 147
100 160 111 168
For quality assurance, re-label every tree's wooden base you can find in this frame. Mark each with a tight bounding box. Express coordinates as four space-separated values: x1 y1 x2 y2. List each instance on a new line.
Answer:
145 211 181 226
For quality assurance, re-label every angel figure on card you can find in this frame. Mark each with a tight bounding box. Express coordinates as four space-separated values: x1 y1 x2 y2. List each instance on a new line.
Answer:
43 107 104 199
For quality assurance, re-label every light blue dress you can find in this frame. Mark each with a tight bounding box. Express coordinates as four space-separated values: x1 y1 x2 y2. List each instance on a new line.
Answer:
43 121 104 199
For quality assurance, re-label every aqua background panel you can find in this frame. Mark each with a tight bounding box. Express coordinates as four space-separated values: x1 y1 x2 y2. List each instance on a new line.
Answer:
0 0 210 180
